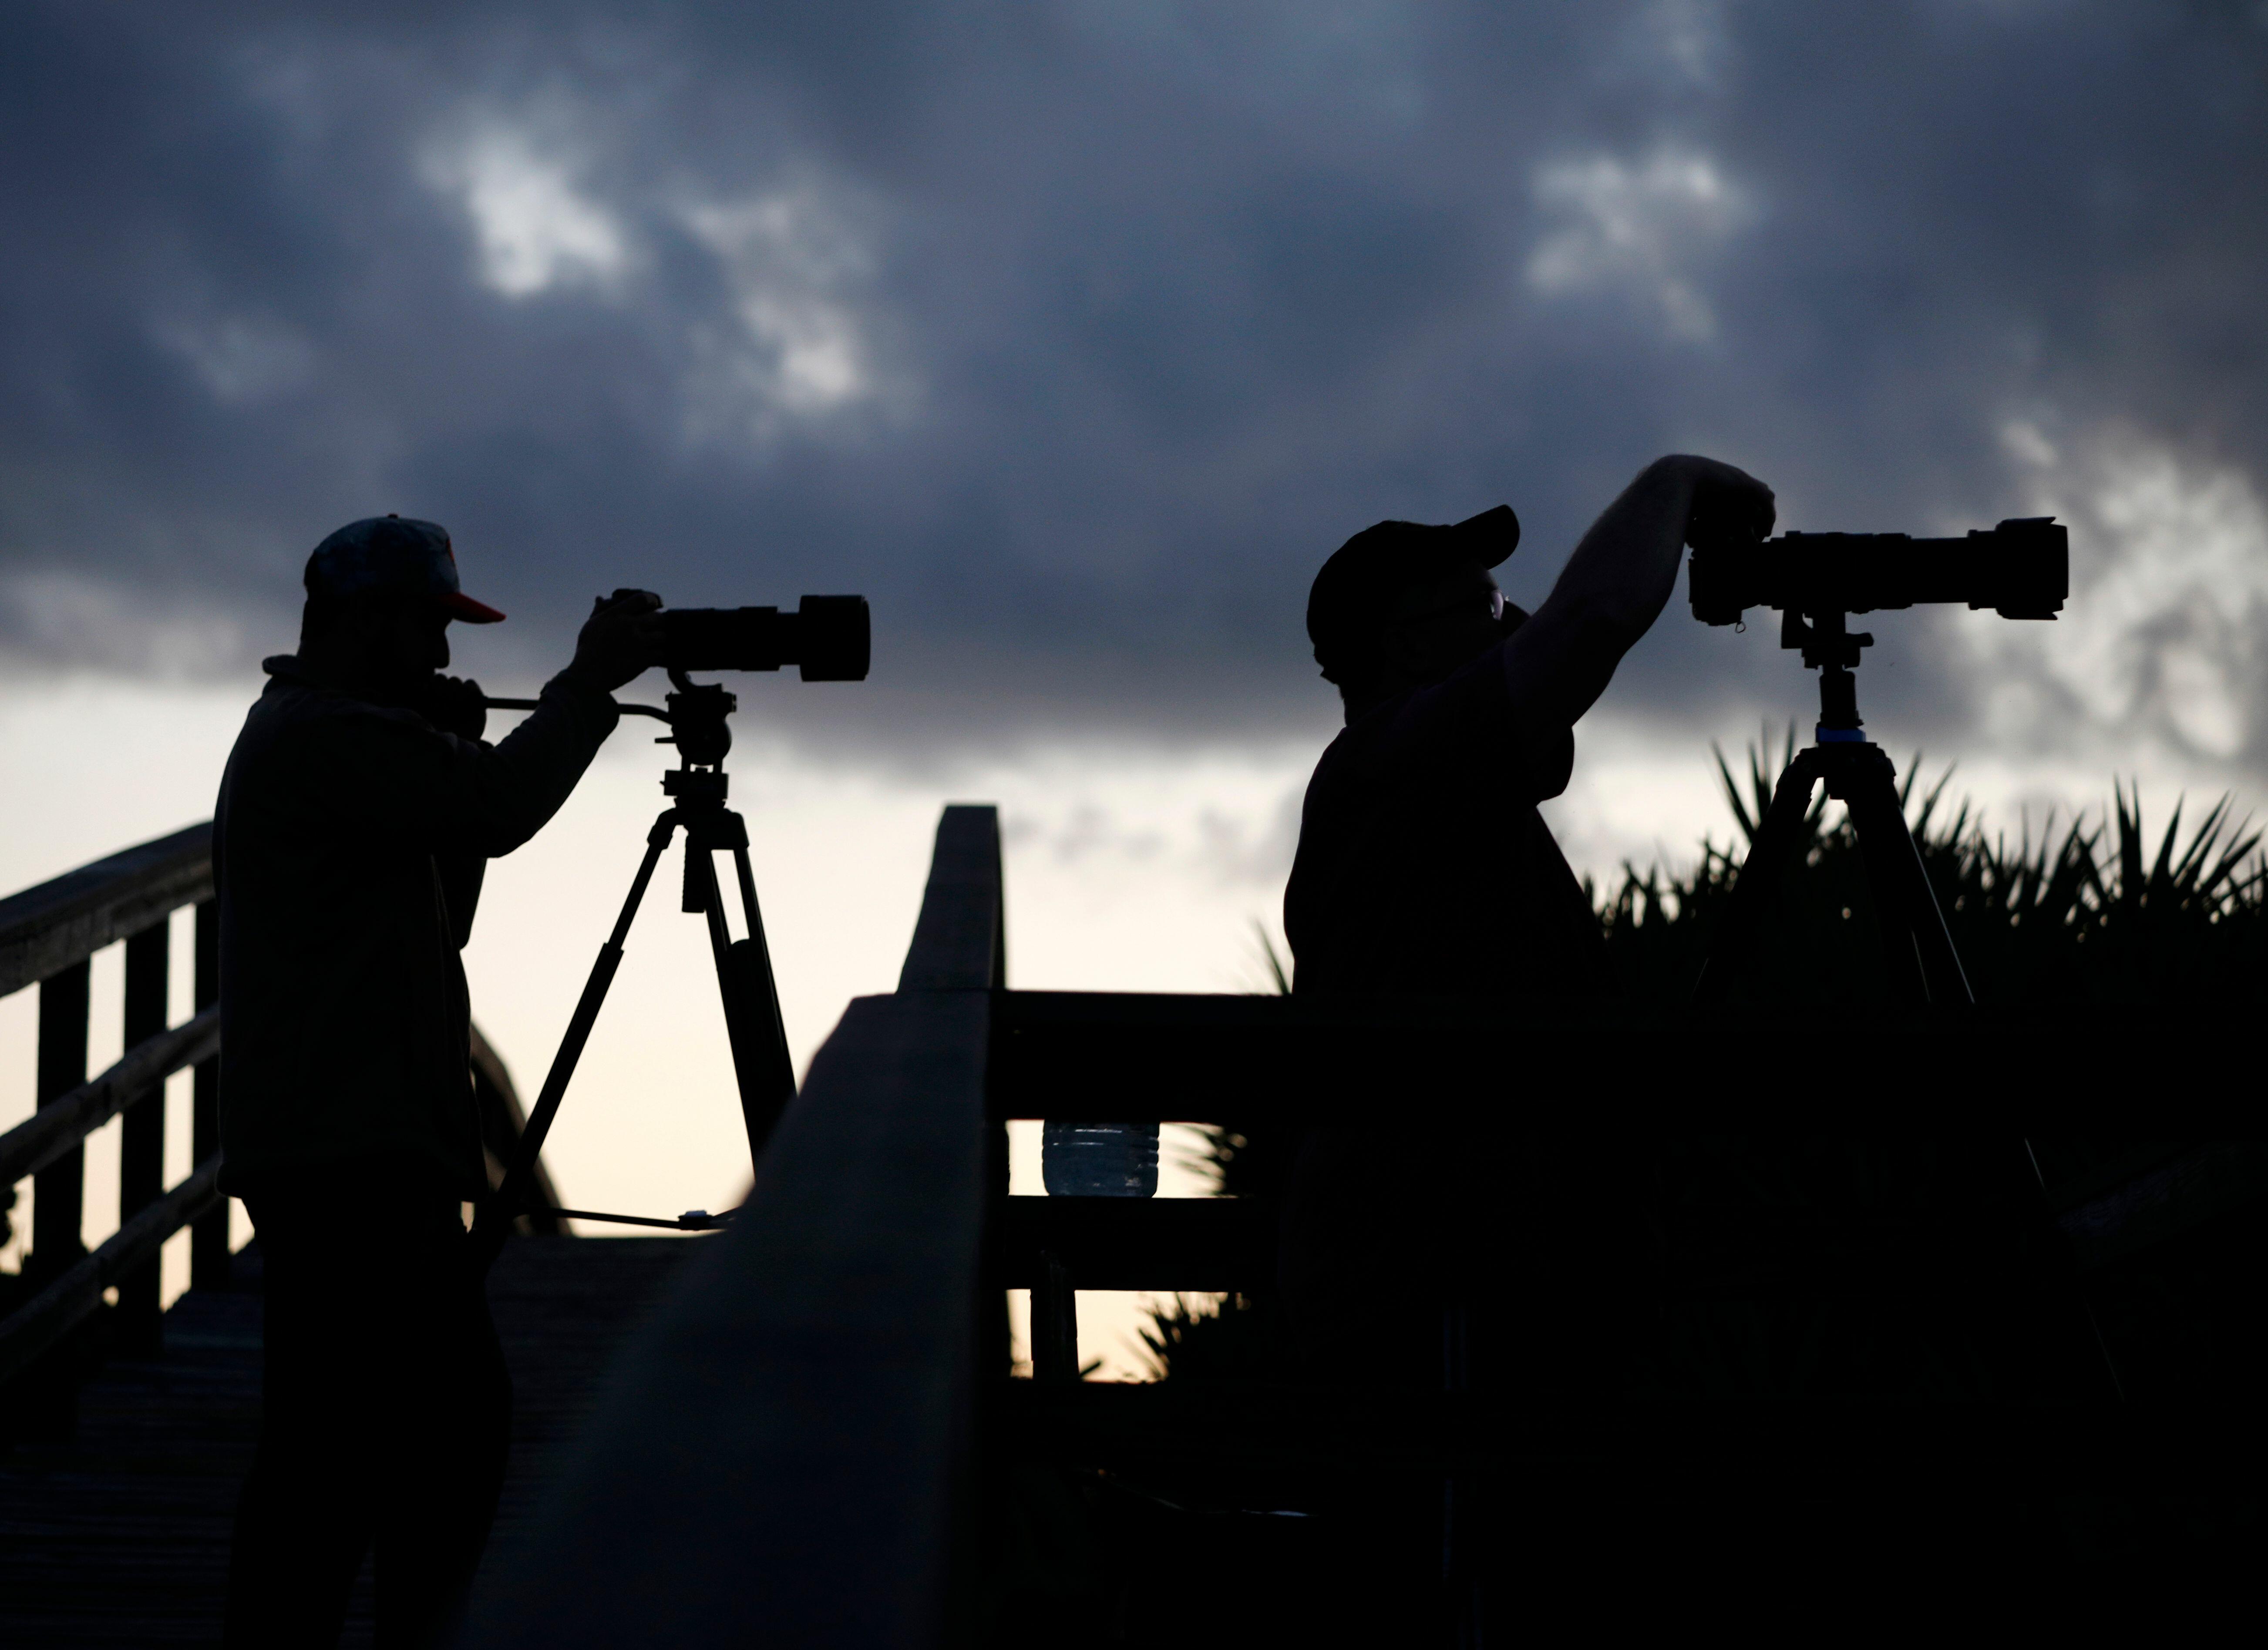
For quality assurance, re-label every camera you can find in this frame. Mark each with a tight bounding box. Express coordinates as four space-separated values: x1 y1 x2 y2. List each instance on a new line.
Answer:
656 595 871 680
1689 517 2067 627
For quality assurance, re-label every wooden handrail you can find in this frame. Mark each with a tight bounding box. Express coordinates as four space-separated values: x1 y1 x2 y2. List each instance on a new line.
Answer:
896 803 1006 991
0 823 212 998
0 1007 219 1187
2 817 554 1394
0 1156 222 1384
984 989 2264 1128
3 823 550 1197
463 804 1005 1649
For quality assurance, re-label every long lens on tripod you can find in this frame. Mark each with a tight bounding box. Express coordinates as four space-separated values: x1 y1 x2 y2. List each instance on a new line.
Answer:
1689 518 2067 626
656 595 870 680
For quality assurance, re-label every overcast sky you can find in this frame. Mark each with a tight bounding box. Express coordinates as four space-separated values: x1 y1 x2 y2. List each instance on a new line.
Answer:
3 0 2263 771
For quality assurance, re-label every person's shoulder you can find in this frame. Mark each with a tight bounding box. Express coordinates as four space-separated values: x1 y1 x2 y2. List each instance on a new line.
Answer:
1310 707 1375 776
1345 674 1470 752
1380 646 1514 746
1338 690 1413 749
1304 696 1404 803
242 665 444 768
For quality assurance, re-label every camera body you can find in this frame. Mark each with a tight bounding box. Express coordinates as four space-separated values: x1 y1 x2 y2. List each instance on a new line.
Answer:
657 595 870 680
1689 517 2067 627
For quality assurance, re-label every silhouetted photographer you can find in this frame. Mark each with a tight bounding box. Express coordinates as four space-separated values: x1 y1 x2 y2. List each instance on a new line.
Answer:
1280 455 1774 1367
1277 457 1773 1630
214 516 659 1647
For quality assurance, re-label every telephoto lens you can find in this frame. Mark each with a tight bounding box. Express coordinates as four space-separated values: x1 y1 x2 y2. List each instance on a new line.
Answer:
1689 518 2067 627
657 595 871 679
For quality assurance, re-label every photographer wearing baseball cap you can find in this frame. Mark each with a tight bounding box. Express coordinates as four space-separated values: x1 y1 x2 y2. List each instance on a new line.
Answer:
1287 457 1774 999
215 515 661 1647
1278 457 1774 1630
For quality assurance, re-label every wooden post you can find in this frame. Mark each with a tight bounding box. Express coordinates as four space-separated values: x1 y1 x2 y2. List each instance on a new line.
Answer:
116 922 168 1355
1032 1250 1079 1383
18 958 93 1431
189 900 227 1290
895 805 1006 993
31 961 91 1287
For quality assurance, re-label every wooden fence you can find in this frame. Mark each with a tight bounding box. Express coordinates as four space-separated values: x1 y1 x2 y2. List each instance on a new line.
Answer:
0 823 553 1395
0 826 225 1386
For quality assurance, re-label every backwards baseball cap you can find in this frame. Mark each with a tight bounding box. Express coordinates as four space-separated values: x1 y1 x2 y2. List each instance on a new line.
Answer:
1306 504 1519 683
304 514 505 624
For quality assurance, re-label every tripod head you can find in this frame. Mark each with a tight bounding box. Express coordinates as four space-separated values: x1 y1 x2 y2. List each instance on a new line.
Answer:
653 669 736 804
1779 607 1873 743
574 668 739 810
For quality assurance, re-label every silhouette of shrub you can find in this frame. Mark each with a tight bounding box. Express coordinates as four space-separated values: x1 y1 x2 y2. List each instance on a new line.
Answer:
1140 736 2266 1385
1594 726 2265 1006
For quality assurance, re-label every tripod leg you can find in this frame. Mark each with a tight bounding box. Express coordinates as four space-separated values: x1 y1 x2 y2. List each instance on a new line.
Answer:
1838 761 2122 1390
2018 1142 2127 1400
727 842 798 1149
692 843 800 1164
476 813 676 1265
1837 749 1972 1006
1694 746 1827 1003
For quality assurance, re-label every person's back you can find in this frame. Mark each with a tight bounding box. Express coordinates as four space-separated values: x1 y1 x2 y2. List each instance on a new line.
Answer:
217 651 616 1202
221 675 480 1200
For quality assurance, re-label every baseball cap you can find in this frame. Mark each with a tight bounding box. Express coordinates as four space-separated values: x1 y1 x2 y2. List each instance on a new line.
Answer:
304 514 506 624
1306 504 1519 682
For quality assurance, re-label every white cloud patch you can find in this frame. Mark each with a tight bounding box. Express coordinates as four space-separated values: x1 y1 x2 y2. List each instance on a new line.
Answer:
1967 429 2268 762
153 314 315 405
1526 144 1756 342
679 185 889 435
423 124 628 299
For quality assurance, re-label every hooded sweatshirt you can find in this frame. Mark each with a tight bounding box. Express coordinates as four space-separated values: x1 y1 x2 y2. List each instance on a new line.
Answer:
213 658 617 1198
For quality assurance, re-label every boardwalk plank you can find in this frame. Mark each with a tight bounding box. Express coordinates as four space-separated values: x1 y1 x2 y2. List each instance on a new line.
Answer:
0 1234 695 1647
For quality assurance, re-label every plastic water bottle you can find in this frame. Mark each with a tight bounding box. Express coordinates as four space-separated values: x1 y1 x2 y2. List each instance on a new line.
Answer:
1041 1122 1159 1197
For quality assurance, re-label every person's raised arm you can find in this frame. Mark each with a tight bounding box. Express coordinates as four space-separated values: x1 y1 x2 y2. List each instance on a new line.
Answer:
1501 454 1774 734
307 589 665 857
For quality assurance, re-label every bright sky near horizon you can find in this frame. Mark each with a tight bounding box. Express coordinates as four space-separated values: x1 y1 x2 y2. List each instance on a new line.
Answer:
3 2 2265 1375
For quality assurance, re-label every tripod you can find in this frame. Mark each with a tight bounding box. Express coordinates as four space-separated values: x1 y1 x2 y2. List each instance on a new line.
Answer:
473 672 797 1267
1694 607 1970 1005
1690 604 2123 1397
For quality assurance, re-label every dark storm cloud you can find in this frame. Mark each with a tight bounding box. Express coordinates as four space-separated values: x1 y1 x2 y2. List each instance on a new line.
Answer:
2 1 2264 763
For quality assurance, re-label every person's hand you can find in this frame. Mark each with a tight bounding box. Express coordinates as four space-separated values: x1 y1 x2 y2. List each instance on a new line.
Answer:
565 589 665 693
1666 455 1776 552
413 674 488 742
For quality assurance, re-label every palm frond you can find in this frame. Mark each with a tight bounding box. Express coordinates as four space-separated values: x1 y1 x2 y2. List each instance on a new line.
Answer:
1252 919 1292 996
1595 738 2268 1008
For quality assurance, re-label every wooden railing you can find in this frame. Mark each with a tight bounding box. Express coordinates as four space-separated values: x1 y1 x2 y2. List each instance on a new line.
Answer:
0 824 555 1393
458 803 2263 1646
0 825 225 1386
464 803 1005 1647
